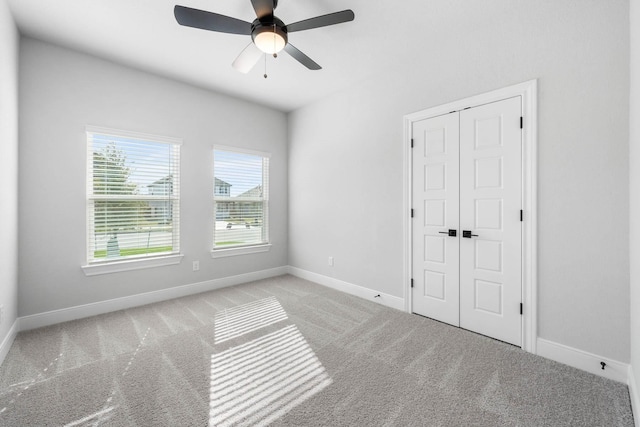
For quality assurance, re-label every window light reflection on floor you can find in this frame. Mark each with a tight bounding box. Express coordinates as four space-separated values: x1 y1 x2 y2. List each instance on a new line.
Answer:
214 296 288 344
209 324 332 426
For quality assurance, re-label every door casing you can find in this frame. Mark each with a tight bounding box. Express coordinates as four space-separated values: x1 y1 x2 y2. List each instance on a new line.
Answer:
403 80 537 353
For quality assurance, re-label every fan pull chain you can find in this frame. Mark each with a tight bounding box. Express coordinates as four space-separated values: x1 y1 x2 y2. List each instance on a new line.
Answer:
273 25 278 58
263 24 278 79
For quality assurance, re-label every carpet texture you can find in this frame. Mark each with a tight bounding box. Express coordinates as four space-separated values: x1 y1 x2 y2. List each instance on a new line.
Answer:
0 275 634 426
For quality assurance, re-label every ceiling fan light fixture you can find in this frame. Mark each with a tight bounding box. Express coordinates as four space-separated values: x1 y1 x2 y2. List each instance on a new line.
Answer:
175 3 355 73
252 24 287 54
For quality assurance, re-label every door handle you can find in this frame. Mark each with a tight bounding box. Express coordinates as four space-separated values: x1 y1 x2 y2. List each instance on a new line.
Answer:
462 230 478 238
438 229 457 237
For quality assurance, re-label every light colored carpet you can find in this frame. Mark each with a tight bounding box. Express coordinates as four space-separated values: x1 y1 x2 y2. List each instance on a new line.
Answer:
0 274 634 426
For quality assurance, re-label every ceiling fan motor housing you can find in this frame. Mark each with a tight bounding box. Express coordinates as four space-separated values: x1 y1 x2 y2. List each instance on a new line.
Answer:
251 16 288 52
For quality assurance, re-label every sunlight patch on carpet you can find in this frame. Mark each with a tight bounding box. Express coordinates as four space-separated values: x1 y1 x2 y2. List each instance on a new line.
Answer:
209 324 332 426
214 296 288 344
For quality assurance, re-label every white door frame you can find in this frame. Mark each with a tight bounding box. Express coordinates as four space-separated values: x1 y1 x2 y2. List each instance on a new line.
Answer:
402 79 538 353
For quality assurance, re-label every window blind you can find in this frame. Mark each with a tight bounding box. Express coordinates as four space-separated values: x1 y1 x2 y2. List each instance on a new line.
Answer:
213 147 270 249
86 128 181 264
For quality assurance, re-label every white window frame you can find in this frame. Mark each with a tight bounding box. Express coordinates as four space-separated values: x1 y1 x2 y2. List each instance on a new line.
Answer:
82 126 183 276
211 145 271 258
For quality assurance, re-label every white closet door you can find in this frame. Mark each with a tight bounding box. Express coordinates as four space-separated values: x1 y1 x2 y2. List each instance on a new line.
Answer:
459 96 522 346
412 113 460 326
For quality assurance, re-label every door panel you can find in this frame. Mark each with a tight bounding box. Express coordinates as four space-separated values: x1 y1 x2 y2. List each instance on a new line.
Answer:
459 96 522 346
412 113 460 326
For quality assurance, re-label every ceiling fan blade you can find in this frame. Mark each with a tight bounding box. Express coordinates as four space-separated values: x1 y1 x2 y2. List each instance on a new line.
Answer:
250 0 277 19
174 5 252 35
285 10 355 33
232 43 263 73
284 44 321 70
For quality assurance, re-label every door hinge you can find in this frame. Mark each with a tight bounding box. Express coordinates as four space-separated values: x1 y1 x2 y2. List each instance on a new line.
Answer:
411 279 414 288
411 138 414 148
520 303 523 315
520 116 523 129
520 210 523 222
411 209 414 218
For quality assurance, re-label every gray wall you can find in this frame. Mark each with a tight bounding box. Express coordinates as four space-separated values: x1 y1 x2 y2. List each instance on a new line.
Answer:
630 0 640 406
18 38 288 316
11 0 635 370
0 1 18 344
288 0 630 362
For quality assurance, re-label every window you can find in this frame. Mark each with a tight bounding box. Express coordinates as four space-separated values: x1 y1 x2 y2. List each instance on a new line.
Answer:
83 127 182 275
212 146 270 257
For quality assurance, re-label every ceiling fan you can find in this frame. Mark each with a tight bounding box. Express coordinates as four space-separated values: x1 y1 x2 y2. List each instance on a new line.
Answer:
174 0 355 74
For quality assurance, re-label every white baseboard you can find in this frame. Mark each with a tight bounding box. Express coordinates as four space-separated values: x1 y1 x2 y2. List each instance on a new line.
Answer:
629 365 640 427
0 319 19 367
287 266 405 311
19 266 289 331
536 338 629 383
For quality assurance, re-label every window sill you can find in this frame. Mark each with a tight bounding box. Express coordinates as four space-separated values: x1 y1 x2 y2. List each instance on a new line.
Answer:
211 244 272 259
82 254 184 276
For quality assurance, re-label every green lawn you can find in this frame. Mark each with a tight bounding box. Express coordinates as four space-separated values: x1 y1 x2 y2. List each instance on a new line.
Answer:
215 241 244 246
94 246 172 258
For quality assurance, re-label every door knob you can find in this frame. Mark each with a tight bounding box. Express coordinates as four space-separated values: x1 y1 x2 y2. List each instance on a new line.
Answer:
438 229 457 237
462 230 478 238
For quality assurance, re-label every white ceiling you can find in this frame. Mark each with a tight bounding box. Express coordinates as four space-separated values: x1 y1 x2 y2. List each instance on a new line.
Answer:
6 0 404 112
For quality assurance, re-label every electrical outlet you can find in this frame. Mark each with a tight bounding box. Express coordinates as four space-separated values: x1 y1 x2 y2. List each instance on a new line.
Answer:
328 256 334 266
193 261 200 272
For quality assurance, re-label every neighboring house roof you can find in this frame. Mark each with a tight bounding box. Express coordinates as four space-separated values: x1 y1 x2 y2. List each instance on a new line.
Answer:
215 177 231 188
148 175 173 189
148 175 173 195
238 185 262 198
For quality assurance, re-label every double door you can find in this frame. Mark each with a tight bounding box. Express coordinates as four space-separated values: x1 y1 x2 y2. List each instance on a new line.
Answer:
411 97 522 346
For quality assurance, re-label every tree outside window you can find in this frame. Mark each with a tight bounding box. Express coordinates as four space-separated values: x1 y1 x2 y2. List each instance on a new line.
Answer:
86 128 181 263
